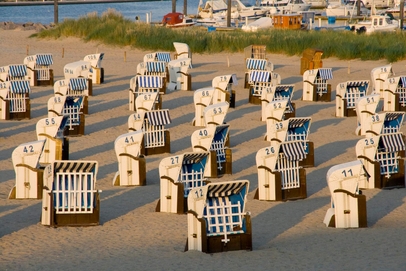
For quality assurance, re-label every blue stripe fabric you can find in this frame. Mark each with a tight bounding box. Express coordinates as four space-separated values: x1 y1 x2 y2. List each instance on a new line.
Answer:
249 71 270 82
9 65 27 77
156 52 171 63
145 109 171 126
69 78 87 91
36 54 53 66
146 61 166 73
10 81 30 93
318 68 333 80
137 76 162 88
246 58 267 70
401 77 406 88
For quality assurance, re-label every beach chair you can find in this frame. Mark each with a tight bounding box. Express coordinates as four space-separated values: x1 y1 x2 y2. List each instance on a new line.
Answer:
302 68 333 102
212 74 238 108
191 124 231 178
41 160 101 227
156 152 210 214
0 80 31 120
129 75 163 111
244 57 274 89
323 160 368 228
8 140 46 199
244 45 266 60
128 109 171 155
173 42 192 68
135 92 160 114
23 54 54 86
254 141 307 201
247 71 281 105
261 84 296 121
336 80 370 117
166 58 192 91
202 102 229 127
36 116 69 164
137 61 168 93
63 52 104 85
0 64 28 82
48 95 85 136
193 87 215 127
266 117 314 167
383 76 406 112
54 78 91 114
263 100 289 128
186 180 252 253
356 133 405 189
363 112 405 137
113 130 146 186
371 64 393 99
355 94 380 136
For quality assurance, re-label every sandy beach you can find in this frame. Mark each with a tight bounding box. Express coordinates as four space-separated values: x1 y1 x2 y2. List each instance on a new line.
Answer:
0 28 406 270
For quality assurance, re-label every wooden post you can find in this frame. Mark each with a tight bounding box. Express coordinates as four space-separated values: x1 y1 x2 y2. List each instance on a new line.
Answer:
172 0 176 13
62 47 64 58
227 0 231 27
400 0 404 30
26 45 29 56
183 0 187 15
54 0 58 24
124 51 127 62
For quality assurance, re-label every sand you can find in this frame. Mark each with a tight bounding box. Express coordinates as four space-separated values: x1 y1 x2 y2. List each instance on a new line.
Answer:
0 28 406 271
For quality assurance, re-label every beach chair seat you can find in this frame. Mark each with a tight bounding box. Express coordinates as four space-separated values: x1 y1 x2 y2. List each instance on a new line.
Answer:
167 58 192 91
212 74 238 108
356 133 405 189
255 141 307 201
48 95 85 136
41 160 101 227
156 152 210 214
36 115 69 164
302 68 333 102
0 64 28 82
244 57 274 89
266 117 314 167
336 80 370 117
128 109 171 155
23 54 54 86
371 64 393 99
193 87 215 126
8 140 46 199
0 80 31 120
192 124 231 178
54 78 91 114
113 130 146 186
186 180 252 253
323 160 368 228
355 94 380 136
173 42 192 68
129 75 163 111
384 76 406 112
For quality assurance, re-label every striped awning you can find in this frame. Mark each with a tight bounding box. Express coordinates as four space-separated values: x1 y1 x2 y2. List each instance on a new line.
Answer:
207 181 246 198
318 68 333 80
146 61 166 73
289 118 311 128
145 109 171 126
36 54 53 66
53 161 98 173
400 76 406 88
380 133 405 152
182 152 208 165
9 81 30 93
385 112 404 122
246 58 267 70
275 85 293 94
249 71 270 83
156 52 171 63
281 141 306 160
347 80 368 87
137 76 162 88
9 65 27 77
69 78 88 91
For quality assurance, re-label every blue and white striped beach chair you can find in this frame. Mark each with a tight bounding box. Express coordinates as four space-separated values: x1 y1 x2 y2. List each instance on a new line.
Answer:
23 54 54 86
48 95 85 136
303 68 333 101
261 85 295 122
0 80 31 120
363 112 405 137
129 75 164 111
336 80 370 117
384 76 406 112
0 64 28 82
212 74 238 108
54 78 91 114
244 57 274 88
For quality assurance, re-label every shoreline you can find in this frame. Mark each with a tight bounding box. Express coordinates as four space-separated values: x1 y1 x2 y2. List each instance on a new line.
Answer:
0 0 165 6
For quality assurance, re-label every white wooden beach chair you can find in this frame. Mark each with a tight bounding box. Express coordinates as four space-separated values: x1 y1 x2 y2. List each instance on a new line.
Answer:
48 95 85 136
263 100 289 129
36 115 69 164
137 61 168 93
128 109 171 155
244 57 274 89
261 84 296 121
23 53 54 86
355 93 380 136
0 80 31 120
255 141 307 201
166 58 192 91
362 112 404 137
266 117 314 167
356 133 405 189
193 87 215 127
173 42 192 68
135 92 160 114
247 70 281 105
157 152 210 214
323 160 368 228
302 68 333 102
64 52 104 85
113 130 146 186
129 75 163 111
191 124 231 178
383 76 406 112
186 180 252 253
336 80 370 117
54 78 91 114
202 102 229 127
8 140 45 199
41 160 101 227
212 74 238 108
371 64 393 99
0 64 28 82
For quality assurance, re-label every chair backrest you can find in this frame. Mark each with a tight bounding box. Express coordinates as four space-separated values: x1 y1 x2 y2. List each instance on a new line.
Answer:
135 92 159 113
114 130 144 160
83 53 104 68
0 64 27 81
355 94 380 135
23 54 53 69
64 61 91 80
263 99 288 123
371 64 393 94
12 139 45 169
269 117 311 143
203 102 229 127
36 116 68 139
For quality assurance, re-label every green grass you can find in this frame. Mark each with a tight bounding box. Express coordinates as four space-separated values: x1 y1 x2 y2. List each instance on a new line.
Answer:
32 8 406 62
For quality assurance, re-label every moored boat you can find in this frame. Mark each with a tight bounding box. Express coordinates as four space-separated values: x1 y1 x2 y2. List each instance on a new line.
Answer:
349 14 399 33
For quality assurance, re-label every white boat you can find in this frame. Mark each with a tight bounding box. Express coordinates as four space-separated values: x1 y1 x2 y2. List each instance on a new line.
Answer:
198 0 228 19
349 14 399 33
241 16 274 31
225 0 270 20
260 0 311 13
383 2 406 18
325 0 370 17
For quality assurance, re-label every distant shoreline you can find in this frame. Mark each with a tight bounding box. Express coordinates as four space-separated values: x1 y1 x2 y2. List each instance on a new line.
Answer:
0 0 164 6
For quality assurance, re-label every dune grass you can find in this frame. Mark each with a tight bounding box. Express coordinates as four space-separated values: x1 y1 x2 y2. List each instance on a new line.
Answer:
32 8 406 62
